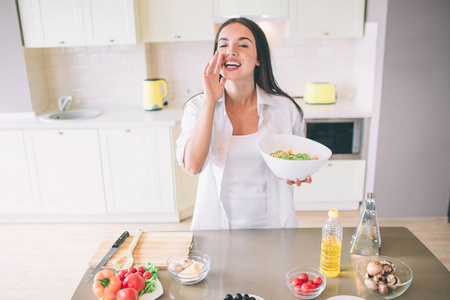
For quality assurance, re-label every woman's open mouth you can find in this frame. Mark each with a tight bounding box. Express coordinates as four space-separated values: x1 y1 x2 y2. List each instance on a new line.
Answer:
224 60 241 70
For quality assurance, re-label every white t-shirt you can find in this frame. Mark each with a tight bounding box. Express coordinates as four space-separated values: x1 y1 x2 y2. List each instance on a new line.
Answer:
221 132 268 229
176 85 305 230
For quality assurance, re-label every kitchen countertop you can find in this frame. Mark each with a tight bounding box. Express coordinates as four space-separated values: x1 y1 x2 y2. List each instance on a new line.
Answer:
0 98 371 130
72 227 450 300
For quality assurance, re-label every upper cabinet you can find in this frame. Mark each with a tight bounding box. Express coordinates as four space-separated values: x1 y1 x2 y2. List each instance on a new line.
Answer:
139 0 214 42
214 0 288 22
82 0 139 45
289 0 366 38
18 0 139 48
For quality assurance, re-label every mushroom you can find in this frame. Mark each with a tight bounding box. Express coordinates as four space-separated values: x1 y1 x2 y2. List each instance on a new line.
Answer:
380 260 396 275
386 274 401 290
378 283 389 295
364 278 378 292
367 261 383 276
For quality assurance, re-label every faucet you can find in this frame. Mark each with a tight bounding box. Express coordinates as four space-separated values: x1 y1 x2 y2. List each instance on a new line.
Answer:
58 96 73 112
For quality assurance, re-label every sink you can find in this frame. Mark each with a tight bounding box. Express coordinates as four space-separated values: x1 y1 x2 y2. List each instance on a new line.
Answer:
40 108 103 122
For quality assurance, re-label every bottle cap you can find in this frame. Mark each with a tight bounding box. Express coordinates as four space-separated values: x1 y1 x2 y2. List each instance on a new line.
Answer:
328 208 339 218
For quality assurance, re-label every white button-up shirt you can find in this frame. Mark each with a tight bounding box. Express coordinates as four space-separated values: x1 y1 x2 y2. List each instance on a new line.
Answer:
176 85 305 230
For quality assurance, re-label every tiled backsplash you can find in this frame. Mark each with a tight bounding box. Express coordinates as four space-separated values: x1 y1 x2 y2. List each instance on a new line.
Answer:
24 22 376 113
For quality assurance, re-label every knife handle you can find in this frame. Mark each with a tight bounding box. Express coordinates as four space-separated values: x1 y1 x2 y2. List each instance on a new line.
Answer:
113 231 130 248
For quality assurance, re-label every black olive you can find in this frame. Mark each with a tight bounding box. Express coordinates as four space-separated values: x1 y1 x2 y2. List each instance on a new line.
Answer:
235 293 243 300
224 294 233 300
249 298 256 300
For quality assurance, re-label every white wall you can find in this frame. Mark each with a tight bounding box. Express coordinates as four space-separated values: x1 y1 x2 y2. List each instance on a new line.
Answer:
372 0 450 217
21 22 367 112
0 1 33 113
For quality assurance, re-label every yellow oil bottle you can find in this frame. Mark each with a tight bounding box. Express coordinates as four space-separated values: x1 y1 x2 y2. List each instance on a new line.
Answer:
320 209 343 277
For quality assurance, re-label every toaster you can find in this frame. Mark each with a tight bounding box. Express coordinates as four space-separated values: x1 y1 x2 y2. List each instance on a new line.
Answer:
304 83 336 104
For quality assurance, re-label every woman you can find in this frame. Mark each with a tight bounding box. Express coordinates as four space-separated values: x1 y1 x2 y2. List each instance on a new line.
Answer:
176 18 311 230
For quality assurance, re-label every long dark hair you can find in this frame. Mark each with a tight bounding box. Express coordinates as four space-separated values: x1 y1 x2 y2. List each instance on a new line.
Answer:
215 17 303 119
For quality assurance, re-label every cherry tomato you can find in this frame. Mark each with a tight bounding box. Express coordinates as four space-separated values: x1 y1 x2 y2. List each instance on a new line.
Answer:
306 280 314 286
117 274 125 281
294 285 302 295
310 283 318 289
128 266 137 273
298 273 309 282
313 276 323 286
291 278 303 286
123 273 146 293
124 271 133 278
119 269 127 276
301 283 313 293
137 266 146 273
116 288 138 300
143 271 152 279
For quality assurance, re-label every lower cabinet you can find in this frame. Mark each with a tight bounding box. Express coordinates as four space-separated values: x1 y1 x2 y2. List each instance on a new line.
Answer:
99 126 197 220
0 130 34 213
1 125 197 221
294 160 366 211
23 129 106 214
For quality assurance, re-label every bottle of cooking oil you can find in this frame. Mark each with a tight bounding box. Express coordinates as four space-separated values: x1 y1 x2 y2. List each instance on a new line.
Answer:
320 208 343 277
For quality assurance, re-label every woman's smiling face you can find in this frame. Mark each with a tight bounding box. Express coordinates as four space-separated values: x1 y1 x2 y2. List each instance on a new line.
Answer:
216 22 260 81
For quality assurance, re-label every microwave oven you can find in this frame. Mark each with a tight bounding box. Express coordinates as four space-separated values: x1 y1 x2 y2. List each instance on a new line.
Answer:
305 118 363 159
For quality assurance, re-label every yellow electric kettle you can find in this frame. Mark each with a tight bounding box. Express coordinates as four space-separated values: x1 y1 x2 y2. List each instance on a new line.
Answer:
143 78 168 111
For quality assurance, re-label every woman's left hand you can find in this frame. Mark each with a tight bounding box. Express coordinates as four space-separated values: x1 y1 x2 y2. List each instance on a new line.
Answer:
285 176 312 186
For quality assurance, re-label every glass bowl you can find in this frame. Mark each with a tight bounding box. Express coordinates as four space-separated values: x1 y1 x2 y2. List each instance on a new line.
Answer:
286 267 326 299
166 250 210 285
357 256 413 299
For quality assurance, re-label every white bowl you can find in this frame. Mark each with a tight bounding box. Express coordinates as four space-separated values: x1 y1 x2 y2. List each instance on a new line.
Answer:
259 134 332 181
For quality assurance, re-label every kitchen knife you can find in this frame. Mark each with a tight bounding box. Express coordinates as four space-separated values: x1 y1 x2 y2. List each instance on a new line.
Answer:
88 231 129 281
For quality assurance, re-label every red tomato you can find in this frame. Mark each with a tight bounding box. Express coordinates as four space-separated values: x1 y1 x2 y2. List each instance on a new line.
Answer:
136 272 143 277
137 266 146 273
301 283 313 293
128 266 137 273
291 278 303 286
116 288 138 300
294 285 302 295
310 283 318 289
119 269 127 276
306 280 314 286
298 273 309 282
124 271 133 278
143 271 152 279
117 274 125 281
123 273 146 293
313 276 323 286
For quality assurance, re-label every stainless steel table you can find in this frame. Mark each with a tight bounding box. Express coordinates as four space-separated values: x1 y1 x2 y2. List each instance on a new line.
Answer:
72 227 450 299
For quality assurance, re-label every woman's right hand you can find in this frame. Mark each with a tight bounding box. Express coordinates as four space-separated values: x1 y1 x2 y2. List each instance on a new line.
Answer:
203 51 227 103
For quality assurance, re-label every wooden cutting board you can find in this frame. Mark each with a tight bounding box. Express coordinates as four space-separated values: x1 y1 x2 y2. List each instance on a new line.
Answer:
88 231 193 270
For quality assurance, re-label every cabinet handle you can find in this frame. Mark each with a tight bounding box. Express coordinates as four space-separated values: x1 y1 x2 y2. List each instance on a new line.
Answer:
125 129 131 133
174 35 181 39
328 163 333 167
323 32 329 36
59 41 65 44
110 39 115 43
57 131 64 135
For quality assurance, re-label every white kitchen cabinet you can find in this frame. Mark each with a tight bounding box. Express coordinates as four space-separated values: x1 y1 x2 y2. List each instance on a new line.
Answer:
0 130 35 213
214 0 288 21
18 0 86 47
82 0 139 45
139 0 214 42
289 0 365 38
99 126 197 220
18 0 139 48
23 129 106 214
294 160 366 210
